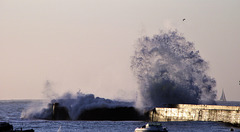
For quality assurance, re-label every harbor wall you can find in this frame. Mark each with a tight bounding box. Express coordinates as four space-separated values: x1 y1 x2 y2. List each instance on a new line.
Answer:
149 104 240 126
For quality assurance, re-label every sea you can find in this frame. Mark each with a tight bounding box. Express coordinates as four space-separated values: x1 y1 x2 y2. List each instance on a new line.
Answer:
1 100 240 132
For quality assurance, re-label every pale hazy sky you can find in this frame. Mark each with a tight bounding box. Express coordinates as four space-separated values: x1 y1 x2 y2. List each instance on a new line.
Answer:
0 0 239 101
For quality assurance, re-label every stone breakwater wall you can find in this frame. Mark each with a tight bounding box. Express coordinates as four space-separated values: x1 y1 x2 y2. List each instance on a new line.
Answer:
149 104 240 126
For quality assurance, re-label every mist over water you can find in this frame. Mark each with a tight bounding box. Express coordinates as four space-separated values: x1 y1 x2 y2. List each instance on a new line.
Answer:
131 30 216 108
42 80 59 99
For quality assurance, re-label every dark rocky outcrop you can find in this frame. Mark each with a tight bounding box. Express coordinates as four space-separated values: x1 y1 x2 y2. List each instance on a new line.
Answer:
52 103 70 120
78 107 147 121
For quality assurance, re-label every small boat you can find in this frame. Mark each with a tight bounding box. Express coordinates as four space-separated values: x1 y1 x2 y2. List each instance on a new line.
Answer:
0 122 13 131
0 122 34 132
220 89 227 101
134 122 168 132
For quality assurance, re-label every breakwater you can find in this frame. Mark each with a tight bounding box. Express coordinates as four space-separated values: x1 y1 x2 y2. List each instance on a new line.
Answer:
149 104 240 126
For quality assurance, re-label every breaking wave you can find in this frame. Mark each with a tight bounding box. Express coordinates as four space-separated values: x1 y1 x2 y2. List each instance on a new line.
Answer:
131 30 217 108
21 91 136 120
21 29 217 120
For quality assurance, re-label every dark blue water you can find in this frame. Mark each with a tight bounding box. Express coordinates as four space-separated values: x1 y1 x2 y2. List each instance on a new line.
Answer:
1 100 240 132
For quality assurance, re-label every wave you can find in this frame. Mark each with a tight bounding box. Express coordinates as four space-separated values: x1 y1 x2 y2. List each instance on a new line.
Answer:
21 29 217 120
21 92 141 120
131 30 217 108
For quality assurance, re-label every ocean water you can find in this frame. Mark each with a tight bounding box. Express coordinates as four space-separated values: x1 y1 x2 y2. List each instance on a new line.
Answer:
0 100 240 132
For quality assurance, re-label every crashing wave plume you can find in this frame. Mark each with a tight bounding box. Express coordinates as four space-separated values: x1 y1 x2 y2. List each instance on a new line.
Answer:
131 30 216 107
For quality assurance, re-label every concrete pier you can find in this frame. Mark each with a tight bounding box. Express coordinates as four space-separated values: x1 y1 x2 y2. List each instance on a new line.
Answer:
149 104 240 126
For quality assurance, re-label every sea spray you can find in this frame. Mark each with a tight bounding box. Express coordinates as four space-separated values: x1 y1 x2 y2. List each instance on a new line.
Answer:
42 80 59 99
21 91 134 120
21 80 140 120
21 80 59 119
56 92 134 120
131 30 216 108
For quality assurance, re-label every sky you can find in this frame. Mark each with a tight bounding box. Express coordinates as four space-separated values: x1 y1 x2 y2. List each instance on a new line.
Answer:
0 0 239 101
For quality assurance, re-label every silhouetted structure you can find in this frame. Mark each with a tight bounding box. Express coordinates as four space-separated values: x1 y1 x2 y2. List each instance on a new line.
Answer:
78 107 147 121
